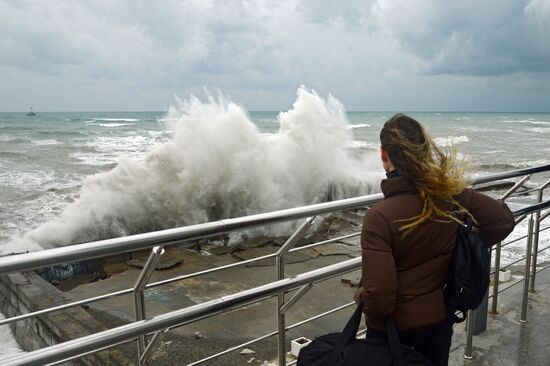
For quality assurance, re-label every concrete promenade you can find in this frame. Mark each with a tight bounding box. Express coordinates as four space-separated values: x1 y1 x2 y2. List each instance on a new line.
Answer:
59 239 550 365
449 267 550 366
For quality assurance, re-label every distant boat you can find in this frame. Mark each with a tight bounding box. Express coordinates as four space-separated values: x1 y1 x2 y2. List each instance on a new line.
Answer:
27 107 36 116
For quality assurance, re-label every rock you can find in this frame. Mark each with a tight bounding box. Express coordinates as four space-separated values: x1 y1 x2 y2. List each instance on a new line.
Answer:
474 180 515 192
336 235 360 246
247 357 257 363
313 244 354 257
240 348 256 355
126 256 183 270
206 246 231 256
55 273 109 292
235 235 273 250
299 248 320 259
341 270 362 287
103 263 129 274
327 218 355 233
194 331 203 339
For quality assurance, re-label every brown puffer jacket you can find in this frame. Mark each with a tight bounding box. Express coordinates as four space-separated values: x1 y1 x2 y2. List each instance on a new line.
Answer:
359 176 515 332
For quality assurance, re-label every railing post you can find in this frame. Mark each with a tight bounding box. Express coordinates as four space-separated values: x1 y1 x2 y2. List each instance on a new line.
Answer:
134 245 165 365
490 241 501 314
520 215 534 322
530 181 549 292
464 309 475 359
276 217 315 366
488 177 530 315
140 328 169 365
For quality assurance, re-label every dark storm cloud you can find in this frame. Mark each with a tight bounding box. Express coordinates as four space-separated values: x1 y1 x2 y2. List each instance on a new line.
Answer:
0 0 548 111
372 0 550 76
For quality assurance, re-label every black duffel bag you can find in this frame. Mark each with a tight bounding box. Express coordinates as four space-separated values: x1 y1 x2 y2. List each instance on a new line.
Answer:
297 304 431 366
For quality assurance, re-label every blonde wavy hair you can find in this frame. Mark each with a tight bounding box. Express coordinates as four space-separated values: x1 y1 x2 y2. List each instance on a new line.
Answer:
380 113 473 234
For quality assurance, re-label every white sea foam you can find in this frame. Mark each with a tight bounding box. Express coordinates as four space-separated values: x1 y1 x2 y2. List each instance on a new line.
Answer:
88 118 140 122
87 123 136 127
525 127 550 134
434 135 469 147
345 123 371 130
31 139 62 145
3 87 378 252
499 215 550 265
0 313 23 358
72 133 166 165
345 140 379 150
157 118 172 122
502 120 550 125
483 150 506 154
0 170 57 189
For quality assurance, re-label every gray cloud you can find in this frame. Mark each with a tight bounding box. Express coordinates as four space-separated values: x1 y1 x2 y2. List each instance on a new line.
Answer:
371 0 550 76
0 0 548 111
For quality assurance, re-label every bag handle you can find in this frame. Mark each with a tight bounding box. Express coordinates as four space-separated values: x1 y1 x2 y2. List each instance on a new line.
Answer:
333 303 364 354
333 304 407 366
386 318 406 366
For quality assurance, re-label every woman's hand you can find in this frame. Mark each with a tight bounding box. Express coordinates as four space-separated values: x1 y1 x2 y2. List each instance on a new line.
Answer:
353 287 364 304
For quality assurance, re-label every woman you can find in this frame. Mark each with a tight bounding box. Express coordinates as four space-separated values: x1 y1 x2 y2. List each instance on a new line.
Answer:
354 113 515 365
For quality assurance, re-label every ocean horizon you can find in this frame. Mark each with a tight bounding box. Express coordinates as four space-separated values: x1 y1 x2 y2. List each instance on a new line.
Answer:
2 91 549 254
2 90 550 361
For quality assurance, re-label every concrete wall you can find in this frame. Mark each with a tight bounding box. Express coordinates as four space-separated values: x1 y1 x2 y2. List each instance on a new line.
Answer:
0 271 131 365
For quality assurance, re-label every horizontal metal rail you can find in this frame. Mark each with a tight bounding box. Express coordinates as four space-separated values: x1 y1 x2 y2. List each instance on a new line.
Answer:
507 187 541 198
513 200 550 217
498 225 550 251
187 302 356 366
0 195 379 275
0 232 360 328
501 243 550 272
5 199 550 366
486 224 550 305
2 164 549 276
3 257 362 366
488 256 550 301
1 205 545 329
470 164 550 185
492 230 550 276
3 213 545 329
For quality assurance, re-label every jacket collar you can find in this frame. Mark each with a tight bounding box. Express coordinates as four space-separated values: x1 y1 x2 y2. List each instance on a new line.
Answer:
380 176 417 198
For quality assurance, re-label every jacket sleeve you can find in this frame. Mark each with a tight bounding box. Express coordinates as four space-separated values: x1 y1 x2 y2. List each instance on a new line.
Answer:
360 208 396 320
459 188 515 245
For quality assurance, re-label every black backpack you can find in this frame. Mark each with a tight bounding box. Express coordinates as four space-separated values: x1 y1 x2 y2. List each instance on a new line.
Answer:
444 216 491 323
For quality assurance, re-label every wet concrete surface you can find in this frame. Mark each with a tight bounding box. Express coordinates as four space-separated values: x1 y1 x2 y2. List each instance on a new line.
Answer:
64 240 362 365
448 267 550 366
63 237 550 365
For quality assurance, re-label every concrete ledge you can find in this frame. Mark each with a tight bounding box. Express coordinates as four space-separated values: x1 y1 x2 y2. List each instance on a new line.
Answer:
0 271 131 366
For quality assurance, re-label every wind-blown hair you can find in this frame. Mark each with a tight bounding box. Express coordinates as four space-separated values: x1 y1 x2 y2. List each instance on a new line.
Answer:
380 113 472 234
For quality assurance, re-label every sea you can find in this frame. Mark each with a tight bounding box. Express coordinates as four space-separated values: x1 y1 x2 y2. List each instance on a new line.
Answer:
1 88 550 355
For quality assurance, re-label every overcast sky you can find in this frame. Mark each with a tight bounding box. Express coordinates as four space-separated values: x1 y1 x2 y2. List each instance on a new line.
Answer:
1 0 549 112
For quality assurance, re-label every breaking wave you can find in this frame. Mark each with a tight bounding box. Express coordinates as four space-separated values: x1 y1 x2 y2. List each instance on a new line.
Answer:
434 135 469 147
3 87 378 253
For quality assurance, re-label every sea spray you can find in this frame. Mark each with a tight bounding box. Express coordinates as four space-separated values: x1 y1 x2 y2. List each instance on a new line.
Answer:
3 87 380 253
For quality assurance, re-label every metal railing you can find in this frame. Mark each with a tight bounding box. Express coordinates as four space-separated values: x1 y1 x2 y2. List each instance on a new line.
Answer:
464 173 550 359
2 164 549 276
3 202 550 366
1 164 550 366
